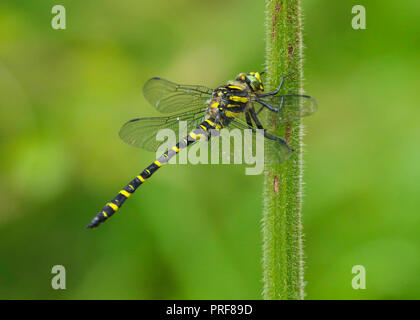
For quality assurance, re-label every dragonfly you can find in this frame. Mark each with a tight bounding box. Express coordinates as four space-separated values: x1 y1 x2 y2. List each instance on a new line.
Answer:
87 71 317 228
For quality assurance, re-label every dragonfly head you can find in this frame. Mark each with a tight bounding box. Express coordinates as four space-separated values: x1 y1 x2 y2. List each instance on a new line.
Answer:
236 72 264 93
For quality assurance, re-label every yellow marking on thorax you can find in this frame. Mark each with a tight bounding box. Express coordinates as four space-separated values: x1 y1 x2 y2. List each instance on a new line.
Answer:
211 102 219 108
229 96 248 103
228 85 243 91
200 125 207 131
120 190 131 198
225 111 241 118
102 211 108 217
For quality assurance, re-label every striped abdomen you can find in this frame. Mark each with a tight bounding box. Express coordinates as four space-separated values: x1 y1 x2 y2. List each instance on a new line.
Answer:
87 118 218 228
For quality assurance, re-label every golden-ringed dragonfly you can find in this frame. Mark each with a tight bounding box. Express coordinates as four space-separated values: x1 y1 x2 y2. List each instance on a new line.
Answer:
87 72 317 228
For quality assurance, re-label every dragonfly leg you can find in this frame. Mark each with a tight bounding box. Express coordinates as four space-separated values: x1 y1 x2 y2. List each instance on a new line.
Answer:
245 112 254 129
256 105 264 115
250 108 295 151
258 72 293 97
263 131 295 151
250 108 264 129
256 95 285 113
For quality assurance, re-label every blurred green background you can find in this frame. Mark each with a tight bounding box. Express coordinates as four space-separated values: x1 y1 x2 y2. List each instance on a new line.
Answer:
0 0 419 299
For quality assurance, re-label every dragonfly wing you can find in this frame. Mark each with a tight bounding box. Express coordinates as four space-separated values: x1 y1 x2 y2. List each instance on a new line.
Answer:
143 77 213 114
119 109 207 152
257 94 317 124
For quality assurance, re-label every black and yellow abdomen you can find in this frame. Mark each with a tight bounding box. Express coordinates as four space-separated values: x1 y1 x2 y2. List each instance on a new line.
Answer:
87 118 218 228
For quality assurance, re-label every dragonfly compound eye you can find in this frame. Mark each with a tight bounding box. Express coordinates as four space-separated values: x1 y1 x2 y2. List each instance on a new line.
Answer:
246 72 263 92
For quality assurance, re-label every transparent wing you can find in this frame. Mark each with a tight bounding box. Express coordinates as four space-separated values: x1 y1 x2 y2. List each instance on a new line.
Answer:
119 109 207 152
143 77 213 114
256 94 317 124
227 117 294 164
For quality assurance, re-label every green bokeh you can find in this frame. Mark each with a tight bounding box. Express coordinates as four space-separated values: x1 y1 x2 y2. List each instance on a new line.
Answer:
0 0 418 299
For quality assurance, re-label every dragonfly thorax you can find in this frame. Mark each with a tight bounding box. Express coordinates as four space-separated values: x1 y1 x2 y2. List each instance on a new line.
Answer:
208 82 253 126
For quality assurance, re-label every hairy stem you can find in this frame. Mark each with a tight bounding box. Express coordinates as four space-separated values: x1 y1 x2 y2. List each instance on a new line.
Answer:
262 0 305 300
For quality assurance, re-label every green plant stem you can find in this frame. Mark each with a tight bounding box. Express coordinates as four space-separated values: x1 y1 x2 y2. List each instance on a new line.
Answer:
262 0 305 300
